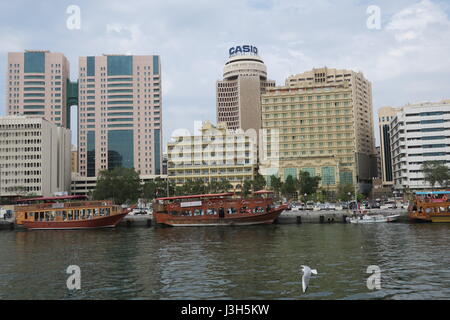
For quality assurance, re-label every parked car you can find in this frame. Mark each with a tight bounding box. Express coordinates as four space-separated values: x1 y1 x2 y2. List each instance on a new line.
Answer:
364 201 381 209
306 201 315 210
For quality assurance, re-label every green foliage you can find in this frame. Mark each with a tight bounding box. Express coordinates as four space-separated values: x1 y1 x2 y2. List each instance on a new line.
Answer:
298 171 321 196
252 172 267 192
337 183 355 201
281 176 298 198
207 178 233 194
174 179 208 196
422 161 450 189
142 177 175 200
269 175 283 196
92 167 141 204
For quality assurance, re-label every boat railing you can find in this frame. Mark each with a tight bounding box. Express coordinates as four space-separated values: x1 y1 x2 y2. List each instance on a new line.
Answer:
14 201 114 212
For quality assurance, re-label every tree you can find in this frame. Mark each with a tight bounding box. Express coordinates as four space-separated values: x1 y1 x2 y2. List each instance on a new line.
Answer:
175 179 208 196
93 167 141 204
270 175 283 197
142 177 175 200
242 179 253 197
252 172 267 192
207 178 233 193
298 171 321 196
337 183 354 201
281 176 297 199
422 161 450 190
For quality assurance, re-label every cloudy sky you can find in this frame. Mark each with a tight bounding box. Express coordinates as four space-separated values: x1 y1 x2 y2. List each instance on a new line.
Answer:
1 0 450 149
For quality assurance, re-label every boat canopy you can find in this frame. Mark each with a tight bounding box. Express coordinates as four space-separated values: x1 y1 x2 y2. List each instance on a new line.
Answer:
415 191 450 195
16 195 88 203
155 193 234 201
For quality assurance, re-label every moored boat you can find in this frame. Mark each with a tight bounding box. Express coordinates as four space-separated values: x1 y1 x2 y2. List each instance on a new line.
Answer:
152 191 287 227
408 191 450 223
349 213 400 224
14 196 131 230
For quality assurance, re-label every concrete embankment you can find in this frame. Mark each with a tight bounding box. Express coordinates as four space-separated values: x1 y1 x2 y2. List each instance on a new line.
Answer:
118 214 153 228
276 209 408 224
0 218 15 230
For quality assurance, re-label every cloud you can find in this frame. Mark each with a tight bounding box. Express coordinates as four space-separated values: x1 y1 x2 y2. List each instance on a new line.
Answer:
0 0 450 149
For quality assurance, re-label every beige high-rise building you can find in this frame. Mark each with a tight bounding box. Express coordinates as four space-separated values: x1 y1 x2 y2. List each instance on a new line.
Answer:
77 54 162 178
6 50 70 128
167 121 258 189
0 116 71 197
216 45 275 131
261 67 377 193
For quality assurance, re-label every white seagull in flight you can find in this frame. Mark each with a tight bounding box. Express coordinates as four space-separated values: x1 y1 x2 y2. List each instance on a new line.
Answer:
301 265 318 293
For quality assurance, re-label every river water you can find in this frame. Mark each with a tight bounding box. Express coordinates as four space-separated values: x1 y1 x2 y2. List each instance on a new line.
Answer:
0 223 449 300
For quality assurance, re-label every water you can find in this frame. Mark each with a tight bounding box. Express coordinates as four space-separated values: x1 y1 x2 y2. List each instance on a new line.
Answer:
0 223 449 300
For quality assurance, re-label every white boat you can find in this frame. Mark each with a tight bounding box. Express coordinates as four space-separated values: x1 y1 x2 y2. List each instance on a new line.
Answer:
349 214 400 224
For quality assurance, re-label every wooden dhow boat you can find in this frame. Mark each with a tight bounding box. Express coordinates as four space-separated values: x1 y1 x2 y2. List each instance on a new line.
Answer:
408 191 450 223
152 191 287 227
14 196 131 230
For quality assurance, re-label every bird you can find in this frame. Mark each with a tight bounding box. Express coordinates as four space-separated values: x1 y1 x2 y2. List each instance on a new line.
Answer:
300 265 318 293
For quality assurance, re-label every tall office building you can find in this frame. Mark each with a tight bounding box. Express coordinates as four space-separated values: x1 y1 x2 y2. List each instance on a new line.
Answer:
261 67 377 193
77 54 162 178
216 45 275 131
0 116 71 197
378 106 397 186
6 50 71 128
390 100 450 192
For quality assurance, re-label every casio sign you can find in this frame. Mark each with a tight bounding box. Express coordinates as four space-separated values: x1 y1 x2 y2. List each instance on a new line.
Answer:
229 45 258 57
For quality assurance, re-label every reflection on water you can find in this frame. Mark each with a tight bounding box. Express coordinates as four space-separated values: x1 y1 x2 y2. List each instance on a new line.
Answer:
0 223 450 299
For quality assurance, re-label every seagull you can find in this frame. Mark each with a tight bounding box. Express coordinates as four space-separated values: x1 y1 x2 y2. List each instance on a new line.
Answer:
301 265 318 293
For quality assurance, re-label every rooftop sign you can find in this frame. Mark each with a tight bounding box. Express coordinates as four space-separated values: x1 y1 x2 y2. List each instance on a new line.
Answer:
229 45 258 57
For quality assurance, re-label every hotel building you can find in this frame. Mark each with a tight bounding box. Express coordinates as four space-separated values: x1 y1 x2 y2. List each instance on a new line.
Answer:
6 50 71 128
167 121 258 188
390 100 450 192
216 46 275 131
0 116 71 197
77 54 162 178
261 67 377 193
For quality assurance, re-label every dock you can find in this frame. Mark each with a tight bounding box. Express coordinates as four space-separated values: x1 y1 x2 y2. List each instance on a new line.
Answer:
0 218 15 230
118 214 153 228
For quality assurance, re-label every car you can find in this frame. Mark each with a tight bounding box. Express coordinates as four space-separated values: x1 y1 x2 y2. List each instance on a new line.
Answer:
306 202 315 210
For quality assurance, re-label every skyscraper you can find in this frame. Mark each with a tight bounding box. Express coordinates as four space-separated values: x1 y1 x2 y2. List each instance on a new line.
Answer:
261 67 377 193
216 45 275 132
378 106 397 186
6 50 71 128
77 54 162 177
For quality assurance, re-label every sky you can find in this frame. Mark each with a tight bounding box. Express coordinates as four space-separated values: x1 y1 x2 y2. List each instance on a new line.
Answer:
1 0 450 150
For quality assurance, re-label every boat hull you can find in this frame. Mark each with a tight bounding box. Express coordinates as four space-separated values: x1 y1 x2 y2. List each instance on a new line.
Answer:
430 215 450 223
154 207 284 227
22 213 128 230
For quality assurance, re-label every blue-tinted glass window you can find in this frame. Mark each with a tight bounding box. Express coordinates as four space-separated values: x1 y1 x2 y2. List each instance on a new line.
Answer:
24 52 45 73
108 130 134 169
107 56 133 76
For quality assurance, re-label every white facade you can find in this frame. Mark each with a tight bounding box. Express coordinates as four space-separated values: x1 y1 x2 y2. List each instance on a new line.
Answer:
0 116 71 197
390 100 450 191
